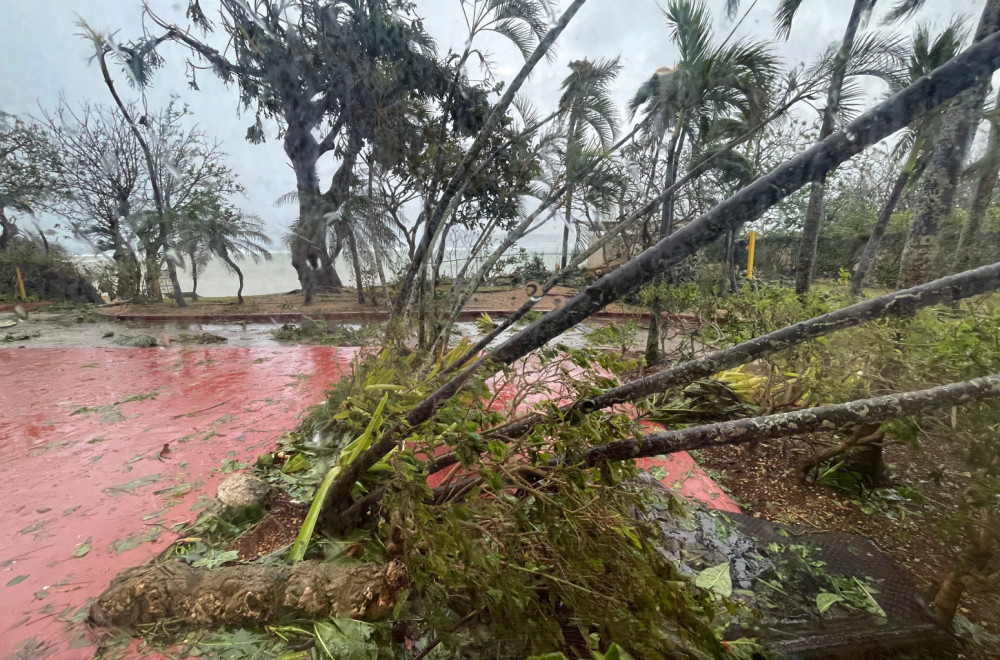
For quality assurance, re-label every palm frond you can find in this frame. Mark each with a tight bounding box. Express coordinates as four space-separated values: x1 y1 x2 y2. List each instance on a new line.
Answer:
774 0 806 40
884 0 931 24
274 190 299 207
845 30 909 90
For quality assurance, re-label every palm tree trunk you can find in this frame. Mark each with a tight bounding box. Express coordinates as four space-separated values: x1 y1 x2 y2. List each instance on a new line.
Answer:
646 121 687 365
898 0 1000 288
347 225 365 305
955 117 1000 271
228 260 245 304
850 145 919 297
794 0 867 295
188 248 200 301
726 228 738 293
561 112 580 270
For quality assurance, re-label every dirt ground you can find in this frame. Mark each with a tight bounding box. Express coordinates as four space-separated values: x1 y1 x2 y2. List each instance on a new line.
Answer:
93 285 638 320
695 435 1000 641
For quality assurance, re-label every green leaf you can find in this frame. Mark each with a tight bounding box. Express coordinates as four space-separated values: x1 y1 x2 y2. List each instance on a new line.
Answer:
313 619 378 660
281 454 311 474
6 575 28 587
695 562 732 598
192 550 239 568
816 592 844 614
289 394 389 562
72 537 92 558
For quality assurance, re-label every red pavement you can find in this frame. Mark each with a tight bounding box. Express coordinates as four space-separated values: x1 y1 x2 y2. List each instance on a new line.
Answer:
0 346 736 659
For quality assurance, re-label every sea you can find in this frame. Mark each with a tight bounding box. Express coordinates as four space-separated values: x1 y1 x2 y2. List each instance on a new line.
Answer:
74 233 569 298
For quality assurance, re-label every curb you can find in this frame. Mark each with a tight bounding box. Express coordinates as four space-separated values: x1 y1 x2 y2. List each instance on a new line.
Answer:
95 309 699 325
0 301 53 313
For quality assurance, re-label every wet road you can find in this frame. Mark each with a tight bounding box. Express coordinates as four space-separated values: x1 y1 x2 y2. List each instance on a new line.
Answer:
0 346 355 659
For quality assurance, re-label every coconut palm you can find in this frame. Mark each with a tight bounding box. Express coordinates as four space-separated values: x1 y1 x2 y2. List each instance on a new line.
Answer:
850 20 967 296
176 208 272 304
557 58 622 269
769 0 930 294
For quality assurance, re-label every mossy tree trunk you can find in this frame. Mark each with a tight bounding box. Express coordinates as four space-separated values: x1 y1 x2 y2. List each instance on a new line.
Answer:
91 560 407 631
898 0 1000 288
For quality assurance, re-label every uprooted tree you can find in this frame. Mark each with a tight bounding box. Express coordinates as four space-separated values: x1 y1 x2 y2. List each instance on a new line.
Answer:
90 6 1000 658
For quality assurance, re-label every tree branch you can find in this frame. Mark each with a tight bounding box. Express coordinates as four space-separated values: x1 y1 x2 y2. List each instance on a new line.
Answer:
581 374 1000 466
484 260 1000 443
322 30 1000 529
391 0 590 315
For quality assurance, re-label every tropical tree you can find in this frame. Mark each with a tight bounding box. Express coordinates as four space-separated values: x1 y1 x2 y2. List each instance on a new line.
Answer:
898 0 1000 287
954 105 1000 271
39 101 145 289
850 19 967 296
390 0 588 315
78 21 189 307
776 0 929 294
0 112 58 250
177 206 272 304
557 58 622 269
628 0 777 363
128 0 474 304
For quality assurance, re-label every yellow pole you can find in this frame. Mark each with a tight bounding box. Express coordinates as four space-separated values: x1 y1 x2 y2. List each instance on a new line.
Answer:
14 266 27 301
746 230 757 280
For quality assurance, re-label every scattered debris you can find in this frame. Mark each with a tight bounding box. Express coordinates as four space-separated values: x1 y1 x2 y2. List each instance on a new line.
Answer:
112 334 160 348
176 332 228 344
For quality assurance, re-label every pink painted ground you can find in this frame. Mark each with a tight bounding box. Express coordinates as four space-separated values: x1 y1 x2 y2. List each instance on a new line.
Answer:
0 347 355 659
0 346 736 659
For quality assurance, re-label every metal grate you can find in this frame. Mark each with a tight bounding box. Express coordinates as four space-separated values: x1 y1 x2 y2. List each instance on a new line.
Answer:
724 512 954 659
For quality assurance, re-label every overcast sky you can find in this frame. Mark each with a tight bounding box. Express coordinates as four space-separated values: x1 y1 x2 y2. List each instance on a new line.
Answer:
0 0 988 245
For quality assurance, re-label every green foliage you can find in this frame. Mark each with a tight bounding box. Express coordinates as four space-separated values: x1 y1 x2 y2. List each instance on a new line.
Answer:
585 320 639 355
271 319 380 346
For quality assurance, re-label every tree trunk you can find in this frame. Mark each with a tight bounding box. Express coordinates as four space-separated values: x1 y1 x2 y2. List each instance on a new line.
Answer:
0 209 16 250
794 0 867 295
646 126 686 365
645 311 660 366
286 124 344 305
218 247 245 304
321 34 1000 528
898 0 1000 288
347 224 365 304
561 112 581 271
90 560 406 631
850 161 913 297
165 255 186 306
725 227 739 293
955 117 1000 271
188 249 200 300
581 373 1000 467
96 48 186 308
452 261 1000 460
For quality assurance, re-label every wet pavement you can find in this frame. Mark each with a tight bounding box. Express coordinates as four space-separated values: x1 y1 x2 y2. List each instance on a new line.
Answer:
0 341 736 659
0 346 356 659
